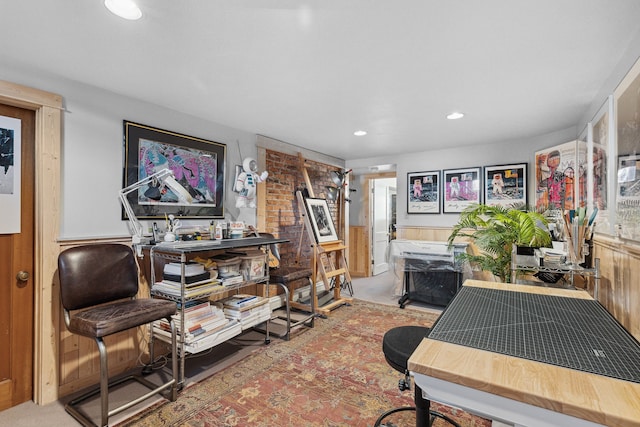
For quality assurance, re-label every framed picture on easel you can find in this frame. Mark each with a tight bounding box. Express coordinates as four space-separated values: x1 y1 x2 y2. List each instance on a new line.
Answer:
304 197 339 243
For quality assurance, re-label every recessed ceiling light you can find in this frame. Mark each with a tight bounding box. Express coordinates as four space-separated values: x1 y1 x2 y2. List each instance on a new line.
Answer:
446 112 464 120
354 130 367 136
104 0 142 20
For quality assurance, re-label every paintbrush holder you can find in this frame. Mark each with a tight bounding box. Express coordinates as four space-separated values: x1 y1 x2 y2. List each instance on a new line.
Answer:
565 239 586 268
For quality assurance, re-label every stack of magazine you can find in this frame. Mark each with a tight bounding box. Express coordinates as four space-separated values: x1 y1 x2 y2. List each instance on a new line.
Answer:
219 294 271 330
153 262 223 299
154 300 228 342
153 300 241 352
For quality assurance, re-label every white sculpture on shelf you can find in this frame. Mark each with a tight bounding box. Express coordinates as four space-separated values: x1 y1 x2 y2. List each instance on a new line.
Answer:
235 157 268 208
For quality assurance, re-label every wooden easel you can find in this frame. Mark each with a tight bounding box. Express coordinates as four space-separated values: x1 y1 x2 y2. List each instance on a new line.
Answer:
296 155 352 315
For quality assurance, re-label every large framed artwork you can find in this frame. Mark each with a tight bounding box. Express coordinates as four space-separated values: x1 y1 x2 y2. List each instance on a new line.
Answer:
443 167 481 213
304 197 339 243
123 121 226 220
407 170 440 214
534 140 587 212
483 163 527 208
615 56 640 240
590 96 613 235
617 154 640 240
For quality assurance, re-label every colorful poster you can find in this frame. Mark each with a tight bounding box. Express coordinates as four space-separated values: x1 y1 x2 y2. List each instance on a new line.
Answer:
0 115 21 234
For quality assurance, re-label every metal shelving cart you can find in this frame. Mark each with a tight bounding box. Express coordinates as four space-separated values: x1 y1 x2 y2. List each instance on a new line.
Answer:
147 236 287 387
510 248 600 300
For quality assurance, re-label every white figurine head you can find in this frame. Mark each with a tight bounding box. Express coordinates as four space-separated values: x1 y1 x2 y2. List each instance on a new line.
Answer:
243 157 258 173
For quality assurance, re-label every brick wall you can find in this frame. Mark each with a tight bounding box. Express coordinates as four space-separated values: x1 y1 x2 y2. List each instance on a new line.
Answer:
264 150 341 269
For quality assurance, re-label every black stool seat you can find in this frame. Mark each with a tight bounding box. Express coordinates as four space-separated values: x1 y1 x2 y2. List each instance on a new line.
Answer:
383 325 430 374
375 325 460 427
270 266 313 283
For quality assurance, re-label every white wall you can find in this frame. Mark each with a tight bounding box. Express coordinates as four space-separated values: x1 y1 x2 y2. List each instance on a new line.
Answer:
348 27 640 230
347 126 578 228
1 63 258 239
4 22 640 239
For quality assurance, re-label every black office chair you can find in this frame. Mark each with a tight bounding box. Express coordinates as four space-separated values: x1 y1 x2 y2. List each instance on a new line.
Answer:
58 243 178 427
375 326 460 427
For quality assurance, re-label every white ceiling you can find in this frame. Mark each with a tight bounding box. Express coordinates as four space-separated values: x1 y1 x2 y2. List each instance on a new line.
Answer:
2 1 640 160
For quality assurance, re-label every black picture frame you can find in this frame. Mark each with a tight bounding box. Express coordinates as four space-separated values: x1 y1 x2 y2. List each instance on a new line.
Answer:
443 167 481 213
483 163 528 208
407 170 441 214
122 121 226 220
304 197 339 243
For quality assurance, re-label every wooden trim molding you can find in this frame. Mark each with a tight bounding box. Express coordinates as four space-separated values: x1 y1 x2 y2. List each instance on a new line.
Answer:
0 80 62 404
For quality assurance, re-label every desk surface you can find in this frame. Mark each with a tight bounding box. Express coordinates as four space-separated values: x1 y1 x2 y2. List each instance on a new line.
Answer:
149 236 288 254
408 280 640 427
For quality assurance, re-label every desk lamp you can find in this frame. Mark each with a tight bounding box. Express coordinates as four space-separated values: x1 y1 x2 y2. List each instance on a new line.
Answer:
325 169 354 203
119 168 192 254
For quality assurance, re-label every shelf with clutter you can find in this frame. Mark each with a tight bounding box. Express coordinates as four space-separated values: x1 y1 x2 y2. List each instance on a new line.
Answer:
145 236 286 386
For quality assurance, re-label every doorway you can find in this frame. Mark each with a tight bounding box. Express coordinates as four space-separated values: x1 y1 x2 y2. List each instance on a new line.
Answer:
0 103 35 410
370 177 397 276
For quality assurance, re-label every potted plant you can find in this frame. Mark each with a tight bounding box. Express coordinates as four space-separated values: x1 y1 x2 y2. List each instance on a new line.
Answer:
447 203 552 283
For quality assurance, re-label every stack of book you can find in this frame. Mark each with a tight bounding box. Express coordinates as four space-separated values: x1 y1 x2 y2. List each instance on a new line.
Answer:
219 294 271 330
153 301 232 347
220 275 244 287
153 262 223 298
537 247 566 266
212 254 244 287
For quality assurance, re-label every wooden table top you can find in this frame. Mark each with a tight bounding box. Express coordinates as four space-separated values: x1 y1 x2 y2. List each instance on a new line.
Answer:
408 280 640 427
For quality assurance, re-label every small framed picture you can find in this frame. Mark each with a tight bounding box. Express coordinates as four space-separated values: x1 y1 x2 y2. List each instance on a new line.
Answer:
443 167 481 213
407 171 440 214
304 197 339 243
617 154 640 199
484 163 528 208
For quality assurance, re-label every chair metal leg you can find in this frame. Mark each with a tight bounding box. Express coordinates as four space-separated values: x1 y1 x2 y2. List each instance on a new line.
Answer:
64 319 178 426
267 280 315 340
98 338 109 426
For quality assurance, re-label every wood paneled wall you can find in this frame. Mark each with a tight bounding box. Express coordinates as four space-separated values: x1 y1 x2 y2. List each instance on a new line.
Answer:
593 235 640 341
396 226 453 242
348 226 369 277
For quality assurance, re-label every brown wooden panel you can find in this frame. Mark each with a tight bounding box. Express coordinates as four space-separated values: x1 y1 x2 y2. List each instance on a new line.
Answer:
348 226 369 277
593 235 640 341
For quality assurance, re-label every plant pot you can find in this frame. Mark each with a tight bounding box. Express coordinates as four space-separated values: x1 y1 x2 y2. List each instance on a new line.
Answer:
515 246 537 256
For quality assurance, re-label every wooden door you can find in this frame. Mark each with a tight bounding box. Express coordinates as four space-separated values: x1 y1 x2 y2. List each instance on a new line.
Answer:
0 104 35 410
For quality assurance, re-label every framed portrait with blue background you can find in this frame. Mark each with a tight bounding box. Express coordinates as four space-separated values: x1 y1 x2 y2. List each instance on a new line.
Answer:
484 163 528 208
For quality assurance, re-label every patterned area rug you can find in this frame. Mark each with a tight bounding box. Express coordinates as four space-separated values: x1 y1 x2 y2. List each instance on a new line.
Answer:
118 300 491 426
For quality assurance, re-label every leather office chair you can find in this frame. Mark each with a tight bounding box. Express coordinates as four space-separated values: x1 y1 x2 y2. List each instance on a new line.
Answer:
58 243 178 427
375 326 460 427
